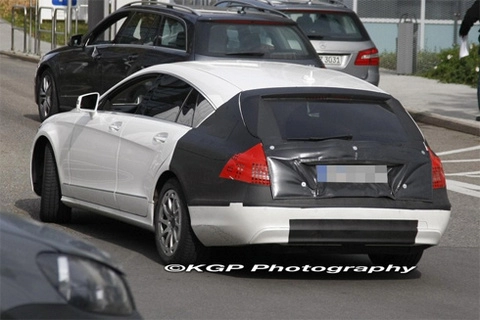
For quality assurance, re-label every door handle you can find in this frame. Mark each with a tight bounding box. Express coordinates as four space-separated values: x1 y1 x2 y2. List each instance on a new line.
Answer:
153 132 168 143
127 54 139 61
109 121 122 132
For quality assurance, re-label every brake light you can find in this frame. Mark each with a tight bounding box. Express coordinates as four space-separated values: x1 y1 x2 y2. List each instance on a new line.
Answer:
354 47 379 66
219 143 270 185
429 149 446 189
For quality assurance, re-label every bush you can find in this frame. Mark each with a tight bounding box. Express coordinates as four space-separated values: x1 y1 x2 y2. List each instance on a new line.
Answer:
380 46 479 88
379 51 396 70
421 45 479 88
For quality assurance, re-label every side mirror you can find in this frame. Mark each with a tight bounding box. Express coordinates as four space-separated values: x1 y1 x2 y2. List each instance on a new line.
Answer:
76 92 100 116
68 34 83 47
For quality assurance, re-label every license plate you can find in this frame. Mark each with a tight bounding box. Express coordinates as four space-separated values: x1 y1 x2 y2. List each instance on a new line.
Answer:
316 165 388 183
319 55 342 66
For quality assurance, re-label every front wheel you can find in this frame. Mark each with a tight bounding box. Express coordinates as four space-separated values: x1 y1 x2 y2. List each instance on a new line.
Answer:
368 250 424 268
40 143 71 223
154 179 206 264
37 69 59 121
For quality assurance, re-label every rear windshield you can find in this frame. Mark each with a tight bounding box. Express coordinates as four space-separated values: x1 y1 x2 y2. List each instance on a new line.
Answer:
195 21 314 59
241 95 410 143
283 11 369 41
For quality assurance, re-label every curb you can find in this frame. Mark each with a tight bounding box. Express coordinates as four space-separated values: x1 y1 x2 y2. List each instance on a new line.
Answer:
408 110 480 136
1 50 41 63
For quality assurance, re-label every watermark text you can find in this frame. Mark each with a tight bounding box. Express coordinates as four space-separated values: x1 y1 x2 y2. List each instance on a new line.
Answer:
164 264 416 274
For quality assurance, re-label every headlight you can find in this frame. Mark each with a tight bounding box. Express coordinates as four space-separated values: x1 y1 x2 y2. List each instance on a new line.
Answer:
37 253 134 315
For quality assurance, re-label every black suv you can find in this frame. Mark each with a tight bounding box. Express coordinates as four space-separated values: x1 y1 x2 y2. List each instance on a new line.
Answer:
35 1 323 121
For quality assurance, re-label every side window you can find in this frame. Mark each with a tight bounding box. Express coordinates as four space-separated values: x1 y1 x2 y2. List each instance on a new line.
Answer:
136 74 192 121
89 13 128 45
115 12 160 45
158 17 186 50
176 91 215 127
101 75 157 113
192 95 214 127
177 90 197 127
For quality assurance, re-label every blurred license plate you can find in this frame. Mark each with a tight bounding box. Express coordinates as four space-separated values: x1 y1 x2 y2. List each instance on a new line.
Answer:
319 55 342 65
317 165 388 183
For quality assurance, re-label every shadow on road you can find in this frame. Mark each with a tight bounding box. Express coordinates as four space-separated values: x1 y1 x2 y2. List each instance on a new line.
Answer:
16 198 422 281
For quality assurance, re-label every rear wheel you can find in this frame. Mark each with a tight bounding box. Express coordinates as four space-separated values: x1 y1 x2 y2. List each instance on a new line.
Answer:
38 69 59 121
154 179 206 264
40 143 71 223
368 250 424 268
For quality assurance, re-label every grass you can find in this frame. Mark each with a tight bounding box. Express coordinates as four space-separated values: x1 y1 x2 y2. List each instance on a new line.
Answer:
1 0 88 46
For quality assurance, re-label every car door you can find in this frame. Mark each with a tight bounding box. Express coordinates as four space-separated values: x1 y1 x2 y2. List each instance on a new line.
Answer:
55 11 130 108
66 112 129 209
115 74 193 217
97 11 163 93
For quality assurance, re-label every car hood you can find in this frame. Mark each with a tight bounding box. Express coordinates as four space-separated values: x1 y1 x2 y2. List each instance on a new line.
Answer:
0 213 121 272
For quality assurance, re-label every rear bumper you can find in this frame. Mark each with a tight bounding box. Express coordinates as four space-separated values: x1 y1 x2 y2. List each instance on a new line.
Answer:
189 204 450 248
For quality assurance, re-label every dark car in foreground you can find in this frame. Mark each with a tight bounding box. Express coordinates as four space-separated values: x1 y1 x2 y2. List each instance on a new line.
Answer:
216 0 380 85
30 60 450 268
35 1 323 121
0 213 141 319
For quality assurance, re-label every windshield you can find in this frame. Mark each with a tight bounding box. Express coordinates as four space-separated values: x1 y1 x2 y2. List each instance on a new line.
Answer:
195 21 314 60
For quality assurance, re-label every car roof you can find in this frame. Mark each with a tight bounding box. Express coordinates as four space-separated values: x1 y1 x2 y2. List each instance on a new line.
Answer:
215 0 353 13
119 1 292 22
117 61 387 108
267 0 352 11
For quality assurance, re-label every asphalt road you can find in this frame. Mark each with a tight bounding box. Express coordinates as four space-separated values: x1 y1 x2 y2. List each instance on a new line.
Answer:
0 54 479 320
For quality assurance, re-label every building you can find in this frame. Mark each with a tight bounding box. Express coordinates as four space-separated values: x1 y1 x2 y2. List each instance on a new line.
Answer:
343 0 479 53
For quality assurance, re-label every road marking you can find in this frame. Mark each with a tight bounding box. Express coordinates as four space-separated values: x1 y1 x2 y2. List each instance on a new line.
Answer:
445 171 480 178
441 159 480 163
437 146 480 196
436 145 480 156
446 180 480 198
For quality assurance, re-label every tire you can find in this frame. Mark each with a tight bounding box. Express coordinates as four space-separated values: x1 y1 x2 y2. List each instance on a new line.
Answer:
154 179 206 264
368 250 424 268
40 143 72 223
38 69 59 121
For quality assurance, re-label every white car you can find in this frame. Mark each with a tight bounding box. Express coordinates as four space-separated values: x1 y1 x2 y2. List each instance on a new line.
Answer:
30 61 451 267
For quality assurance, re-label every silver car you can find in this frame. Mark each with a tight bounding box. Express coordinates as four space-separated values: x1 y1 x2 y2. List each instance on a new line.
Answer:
216 0 380 85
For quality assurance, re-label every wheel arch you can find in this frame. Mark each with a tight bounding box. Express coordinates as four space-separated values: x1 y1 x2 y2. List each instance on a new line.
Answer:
154 171 179 202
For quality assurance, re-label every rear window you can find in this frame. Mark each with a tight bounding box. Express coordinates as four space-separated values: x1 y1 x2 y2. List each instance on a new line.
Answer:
195 21 314 59
283 11 368 41
241 95 410 143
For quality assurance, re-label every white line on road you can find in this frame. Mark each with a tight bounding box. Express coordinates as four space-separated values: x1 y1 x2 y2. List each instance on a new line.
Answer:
441 159 480 163
445 171 480 177
446 180 480 198
437 145 480 156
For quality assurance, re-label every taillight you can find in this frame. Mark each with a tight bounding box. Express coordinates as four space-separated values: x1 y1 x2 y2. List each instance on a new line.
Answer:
429 149 446 189
219 143 270 185
354 47 379 66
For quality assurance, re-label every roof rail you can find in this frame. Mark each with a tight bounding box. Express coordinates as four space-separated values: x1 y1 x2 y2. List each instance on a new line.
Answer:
269 0 347 8
215 0 289 18
123 1 201 16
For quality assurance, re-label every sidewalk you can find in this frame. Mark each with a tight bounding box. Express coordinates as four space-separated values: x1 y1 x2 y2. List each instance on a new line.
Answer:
1 19 479 136
0 18 53 62
379 69 480 136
